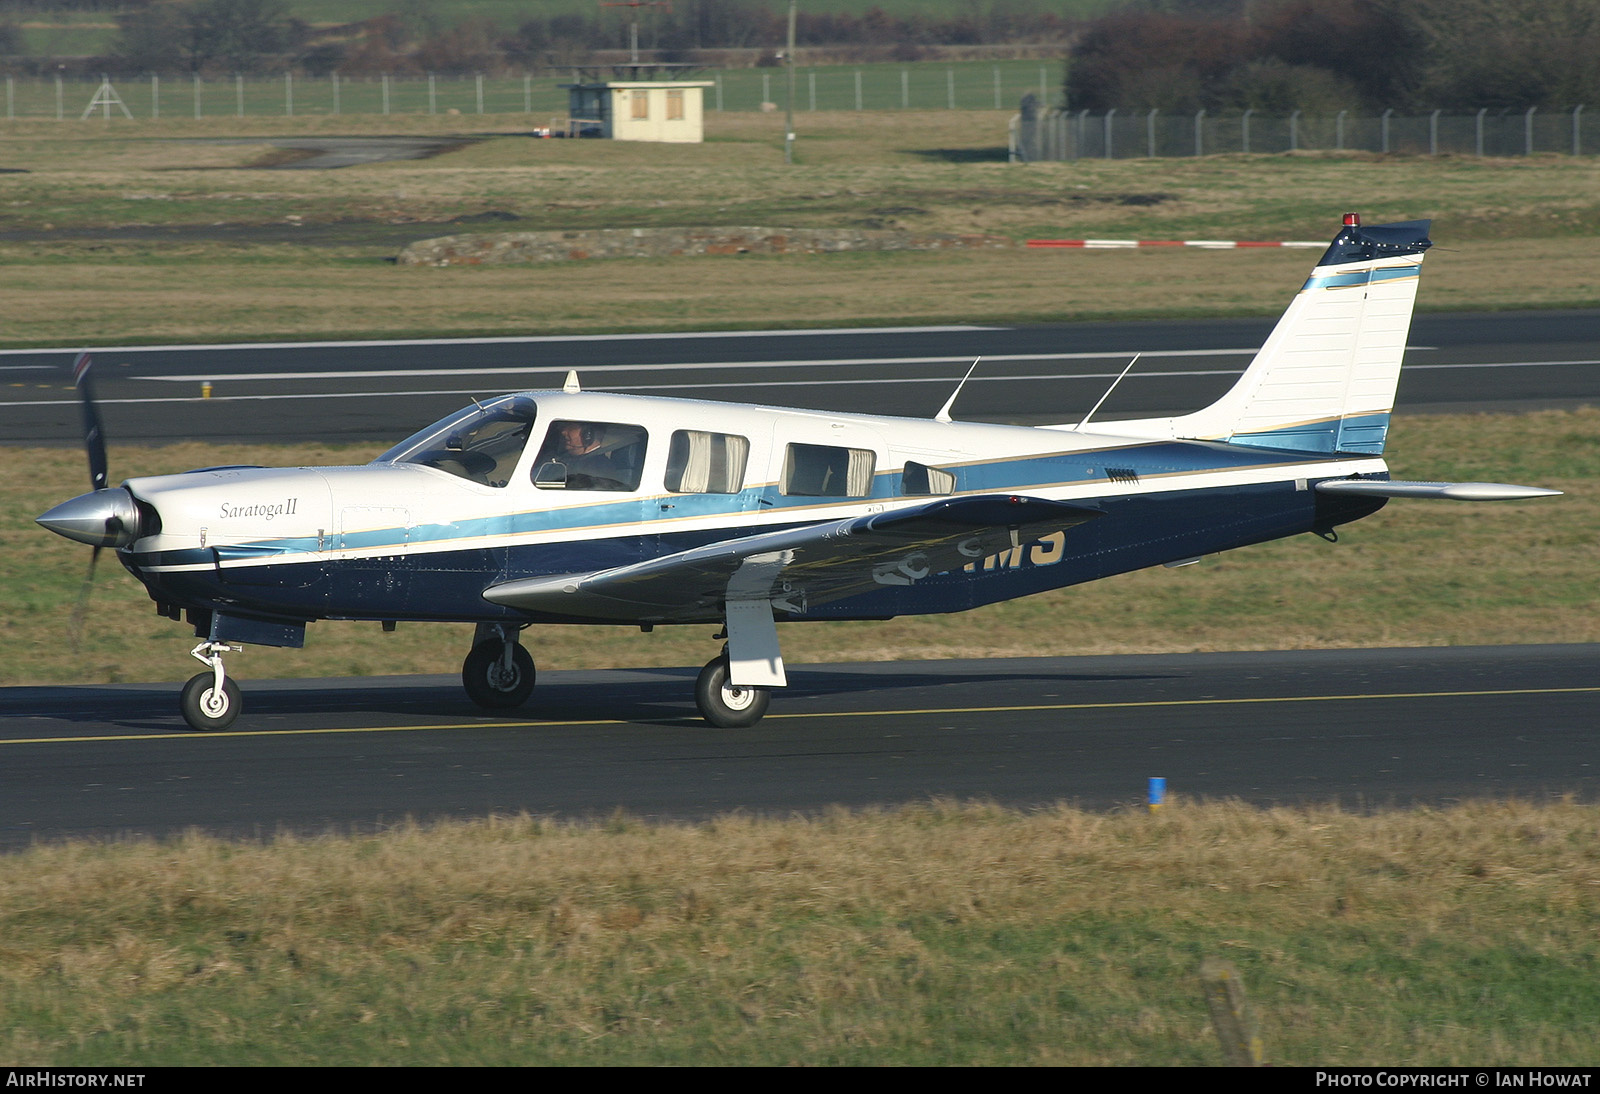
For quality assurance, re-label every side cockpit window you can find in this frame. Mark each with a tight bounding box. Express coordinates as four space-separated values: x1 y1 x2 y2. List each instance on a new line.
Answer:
376 396 535 488
901 461 957 496
533 420 648 491
665 430 749 494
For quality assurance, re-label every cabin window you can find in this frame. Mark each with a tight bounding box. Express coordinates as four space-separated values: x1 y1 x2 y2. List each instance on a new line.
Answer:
631 90 649 120
781 443 875 498
666 89 685 120
665 430 749 494
532 420 648 492
901 461 957 496
375 396 536 488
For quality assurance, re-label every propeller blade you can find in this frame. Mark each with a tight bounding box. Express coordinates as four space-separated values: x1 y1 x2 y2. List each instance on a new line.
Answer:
68 545 100 654
72 351 109 492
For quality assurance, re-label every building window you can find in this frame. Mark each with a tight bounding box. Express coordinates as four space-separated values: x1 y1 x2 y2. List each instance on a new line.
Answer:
666 89 685 121
631 90 649 120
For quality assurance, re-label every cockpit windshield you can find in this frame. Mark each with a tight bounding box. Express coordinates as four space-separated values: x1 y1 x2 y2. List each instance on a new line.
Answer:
374 396 538 488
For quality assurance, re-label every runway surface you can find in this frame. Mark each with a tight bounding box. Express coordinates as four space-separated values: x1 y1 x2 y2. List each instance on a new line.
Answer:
2 645 1594 847
3 310 1597 447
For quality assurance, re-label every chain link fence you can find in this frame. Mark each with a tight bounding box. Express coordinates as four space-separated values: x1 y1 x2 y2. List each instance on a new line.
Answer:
1012 102 1594 160
3 62 1061 121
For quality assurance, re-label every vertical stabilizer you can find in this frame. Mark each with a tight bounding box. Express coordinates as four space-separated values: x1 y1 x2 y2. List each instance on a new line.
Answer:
1157 216 1432 455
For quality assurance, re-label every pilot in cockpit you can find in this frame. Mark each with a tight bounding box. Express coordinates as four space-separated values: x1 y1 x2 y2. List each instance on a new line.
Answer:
535 420 644 491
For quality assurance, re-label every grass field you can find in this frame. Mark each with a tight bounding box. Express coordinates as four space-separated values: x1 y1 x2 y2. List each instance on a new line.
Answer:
0 111 1597 345
3 800 1598 1065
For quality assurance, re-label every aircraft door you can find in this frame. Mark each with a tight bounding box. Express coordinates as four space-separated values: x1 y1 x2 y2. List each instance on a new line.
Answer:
765 420 887 512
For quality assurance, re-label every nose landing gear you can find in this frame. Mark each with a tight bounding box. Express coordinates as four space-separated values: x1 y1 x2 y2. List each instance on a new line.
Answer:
181 640 243 731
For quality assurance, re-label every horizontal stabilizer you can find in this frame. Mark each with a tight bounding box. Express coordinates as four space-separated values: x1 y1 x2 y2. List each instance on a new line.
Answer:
1315 479 1562 501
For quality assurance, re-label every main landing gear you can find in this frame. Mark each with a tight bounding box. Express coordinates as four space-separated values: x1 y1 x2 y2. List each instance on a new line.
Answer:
695 651 771 729
180 640 243 731
462 624 536 711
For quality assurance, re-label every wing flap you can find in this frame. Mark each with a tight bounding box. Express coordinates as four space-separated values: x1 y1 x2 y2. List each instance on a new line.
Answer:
482 494 1102 621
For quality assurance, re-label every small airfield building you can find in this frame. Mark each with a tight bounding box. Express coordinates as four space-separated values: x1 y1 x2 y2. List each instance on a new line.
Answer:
563 64 714 143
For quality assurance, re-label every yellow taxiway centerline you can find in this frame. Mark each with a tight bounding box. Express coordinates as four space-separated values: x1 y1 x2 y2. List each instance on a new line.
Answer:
3 685 1598 746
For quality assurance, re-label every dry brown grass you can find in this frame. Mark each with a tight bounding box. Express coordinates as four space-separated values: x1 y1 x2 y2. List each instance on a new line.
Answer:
0 111 1597 345
2 798 1597 1064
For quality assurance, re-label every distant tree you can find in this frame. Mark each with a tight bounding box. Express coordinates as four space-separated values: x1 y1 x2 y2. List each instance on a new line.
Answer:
1065 0 1588 113
1400 0 1600 108
113 0 293 74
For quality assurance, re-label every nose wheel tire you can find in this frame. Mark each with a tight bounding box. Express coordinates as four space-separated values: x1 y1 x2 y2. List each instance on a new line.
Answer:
180 672 242 732
462 639 536 710
695 656 771 728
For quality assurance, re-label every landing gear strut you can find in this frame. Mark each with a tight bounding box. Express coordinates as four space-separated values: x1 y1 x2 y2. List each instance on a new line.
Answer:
695 653 771 728
462 624 535 710
181 640 242 731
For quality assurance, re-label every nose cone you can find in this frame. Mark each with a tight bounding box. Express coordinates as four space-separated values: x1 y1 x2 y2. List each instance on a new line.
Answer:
37 488 142 548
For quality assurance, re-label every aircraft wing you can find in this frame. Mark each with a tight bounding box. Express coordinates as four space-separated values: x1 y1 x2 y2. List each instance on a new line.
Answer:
482 494 1102 622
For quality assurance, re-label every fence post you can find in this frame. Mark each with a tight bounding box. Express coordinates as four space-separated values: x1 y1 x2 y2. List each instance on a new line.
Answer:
192 74 200 119
901 68 908 109
286 72 293 116
428 73 436 115
1147 107 1157 158
763 72 770 105
809 70 815 111
994 65 1000 110
150 74 157 120
1525 106 1536 155
1104 108 1115 158
1429 109 1439 155
854 70 861 111
333 72 341 115
1336 109 1345 150
715 73 722 112
1381 108 1392 153
1242 108 1252 153
236 73 243 117
476 73 484 114
382 73 390 115
1290 109 1299 151
1476 107 1485 156
1575 105 1584 156
1194 108 1204 156
523 73 530 113
56 72 63 120
947 67 954 109
4 75 10 120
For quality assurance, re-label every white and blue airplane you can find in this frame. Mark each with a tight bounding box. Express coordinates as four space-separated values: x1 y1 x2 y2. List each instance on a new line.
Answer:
38 214 1559 731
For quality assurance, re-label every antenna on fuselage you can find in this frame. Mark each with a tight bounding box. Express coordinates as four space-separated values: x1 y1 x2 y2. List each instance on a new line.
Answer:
1075 353 1141 431
935 358 981 423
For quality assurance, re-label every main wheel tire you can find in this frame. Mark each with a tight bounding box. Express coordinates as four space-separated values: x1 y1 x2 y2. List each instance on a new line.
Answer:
180 672 241 732
694 656 771 728
462 639 536 710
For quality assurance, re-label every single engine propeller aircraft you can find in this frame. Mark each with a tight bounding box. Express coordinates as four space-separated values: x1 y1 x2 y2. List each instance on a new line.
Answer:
39 215 1559 732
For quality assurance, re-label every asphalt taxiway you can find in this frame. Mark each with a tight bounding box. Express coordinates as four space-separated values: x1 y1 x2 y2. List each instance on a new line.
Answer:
1 645 1594 847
